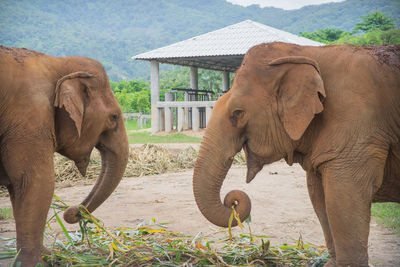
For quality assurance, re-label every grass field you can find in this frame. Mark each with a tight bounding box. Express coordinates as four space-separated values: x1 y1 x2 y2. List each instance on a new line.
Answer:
0 207 12 220
371 202 400 234
124 118 150 131
124 118 202 144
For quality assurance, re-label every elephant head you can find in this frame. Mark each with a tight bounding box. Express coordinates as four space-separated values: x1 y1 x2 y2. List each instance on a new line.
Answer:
193 43 325 227
53 58 129 223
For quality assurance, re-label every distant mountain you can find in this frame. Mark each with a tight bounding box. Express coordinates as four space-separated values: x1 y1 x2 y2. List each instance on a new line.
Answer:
1 0 399 80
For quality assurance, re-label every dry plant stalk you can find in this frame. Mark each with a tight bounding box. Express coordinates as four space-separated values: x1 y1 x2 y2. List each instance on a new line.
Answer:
54 144 201 184
0 144 244 195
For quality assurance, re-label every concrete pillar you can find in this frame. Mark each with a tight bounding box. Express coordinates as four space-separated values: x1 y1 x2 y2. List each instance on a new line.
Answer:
206 106 213 126
222 71 230 92
183 92 189 130
164 92 173 132
190 66 198 90
190 67 198 130
159 108 165 131
150 61 160 133
138 116 143 128
192 107 199 131
177 107 184 131
165 108 172 132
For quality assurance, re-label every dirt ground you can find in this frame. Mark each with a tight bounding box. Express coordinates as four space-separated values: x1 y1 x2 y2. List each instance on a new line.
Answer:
0 144 399 266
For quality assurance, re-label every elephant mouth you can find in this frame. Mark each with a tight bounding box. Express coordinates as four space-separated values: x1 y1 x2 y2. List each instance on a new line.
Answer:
243 141 264 183
58 148 92 177
75 156 90 176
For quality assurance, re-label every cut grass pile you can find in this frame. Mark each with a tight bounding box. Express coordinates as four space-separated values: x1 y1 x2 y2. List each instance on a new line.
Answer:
53 144 201 187
0 144 204 197
128 132 202 144
53 144 244 187
1 196 329 266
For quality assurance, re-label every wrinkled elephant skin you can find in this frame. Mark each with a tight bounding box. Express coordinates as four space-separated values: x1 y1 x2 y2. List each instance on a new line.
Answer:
0 46 129 266
193 42 400 267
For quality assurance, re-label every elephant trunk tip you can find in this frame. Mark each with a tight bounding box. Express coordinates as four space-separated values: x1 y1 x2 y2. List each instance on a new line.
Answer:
223 190 252 227
63 205 82 224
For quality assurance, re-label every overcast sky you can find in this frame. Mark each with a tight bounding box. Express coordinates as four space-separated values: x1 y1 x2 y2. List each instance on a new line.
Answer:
226 0 345 10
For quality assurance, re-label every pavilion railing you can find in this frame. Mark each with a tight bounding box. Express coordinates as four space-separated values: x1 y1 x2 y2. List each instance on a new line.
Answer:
154 88 217 132
123 113 151 128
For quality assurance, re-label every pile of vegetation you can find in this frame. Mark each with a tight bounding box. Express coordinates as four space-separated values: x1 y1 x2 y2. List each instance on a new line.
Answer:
1 197 329 266
53 144 244 188
54 144 196 185
0 143 241 197
0 144 199 196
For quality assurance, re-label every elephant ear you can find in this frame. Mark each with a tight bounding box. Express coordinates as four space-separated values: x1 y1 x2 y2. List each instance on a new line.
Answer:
54 72 93 136
269 56 326 140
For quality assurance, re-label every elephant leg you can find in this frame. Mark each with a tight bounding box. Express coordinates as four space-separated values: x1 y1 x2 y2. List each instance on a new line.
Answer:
306 172 336 264
2 141 54 266
320 156 386 267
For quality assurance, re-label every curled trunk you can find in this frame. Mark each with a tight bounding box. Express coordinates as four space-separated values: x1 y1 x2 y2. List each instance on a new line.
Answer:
193 134 251 227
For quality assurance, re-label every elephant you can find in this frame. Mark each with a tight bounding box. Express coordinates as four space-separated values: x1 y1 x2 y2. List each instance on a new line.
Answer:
0 46 129 266
193 42 400 266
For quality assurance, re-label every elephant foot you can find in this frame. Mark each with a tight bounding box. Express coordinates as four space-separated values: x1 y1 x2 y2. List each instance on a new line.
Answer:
14 252 49 267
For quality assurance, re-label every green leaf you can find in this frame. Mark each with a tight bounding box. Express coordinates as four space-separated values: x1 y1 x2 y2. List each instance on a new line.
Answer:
54 209 76 249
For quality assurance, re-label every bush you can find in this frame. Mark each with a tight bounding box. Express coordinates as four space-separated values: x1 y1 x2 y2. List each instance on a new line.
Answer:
334 29 400 45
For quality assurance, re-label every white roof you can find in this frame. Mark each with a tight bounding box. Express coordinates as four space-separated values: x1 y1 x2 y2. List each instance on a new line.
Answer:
133 20 323 71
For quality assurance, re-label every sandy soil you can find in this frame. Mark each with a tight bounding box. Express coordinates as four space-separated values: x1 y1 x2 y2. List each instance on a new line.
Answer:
0 147 399 266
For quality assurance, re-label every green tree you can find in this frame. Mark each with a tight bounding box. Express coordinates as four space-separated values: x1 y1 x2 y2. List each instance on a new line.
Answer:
198 69 222 93
111 79 151 114
354 11 396 33
160 68 190 91
3 0 400 79
335 28 400 45
111 80 149 94
159 67 227 97
132 90 151 113
159 67 190 101
114 89 135 113
159 67 226 101
301 28 350 44
381 28 400 44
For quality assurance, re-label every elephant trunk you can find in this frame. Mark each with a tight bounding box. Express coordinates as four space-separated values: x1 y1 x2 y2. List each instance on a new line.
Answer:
63 127 129 224
193 131 251 227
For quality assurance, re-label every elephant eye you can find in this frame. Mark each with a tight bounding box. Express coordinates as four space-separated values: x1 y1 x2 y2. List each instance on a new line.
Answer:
111 114 119 120
233 110 243 117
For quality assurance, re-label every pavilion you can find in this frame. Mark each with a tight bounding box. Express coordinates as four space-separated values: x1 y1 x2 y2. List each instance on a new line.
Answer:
133 20 322 133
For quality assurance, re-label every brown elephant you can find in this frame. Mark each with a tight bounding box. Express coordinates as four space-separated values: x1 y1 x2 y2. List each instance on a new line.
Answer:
0 46 129 265
193 42 400 266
